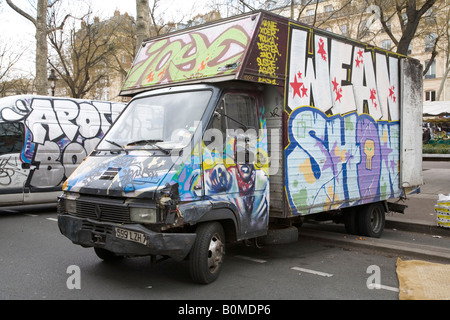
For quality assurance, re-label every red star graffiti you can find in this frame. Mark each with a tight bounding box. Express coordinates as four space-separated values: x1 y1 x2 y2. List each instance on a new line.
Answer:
370 88 377 108
389 85 396 103
332 77 339 92
290 73 308 98
301 85 308 97
355 49 364 68
332 77 343 102
290 75 303 98
357 49 364 58
317 38 327 61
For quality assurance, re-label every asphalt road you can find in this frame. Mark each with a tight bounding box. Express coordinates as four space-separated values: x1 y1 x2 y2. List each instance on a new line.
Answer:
1 204 444 301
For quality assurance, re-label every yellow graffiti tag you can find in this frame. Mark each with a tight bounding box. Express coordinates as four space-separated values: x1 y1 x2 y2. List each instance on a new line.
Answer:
256 19 281 84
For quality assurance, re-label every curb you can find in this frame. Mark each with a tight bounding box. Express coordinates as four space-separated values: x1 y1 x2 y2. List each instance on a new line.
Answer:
298 228 450 263
385 219 450 237
423 154 450 161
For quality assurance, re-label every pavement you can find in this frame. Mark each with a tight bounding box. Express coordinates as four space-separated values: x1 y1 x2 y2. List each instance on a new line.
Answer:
300 157 450 263
385 158 450 236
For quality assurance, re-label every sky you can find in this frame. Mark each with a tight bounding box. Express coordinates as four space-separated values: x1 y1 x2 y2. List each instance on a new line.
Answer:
0 0 210 77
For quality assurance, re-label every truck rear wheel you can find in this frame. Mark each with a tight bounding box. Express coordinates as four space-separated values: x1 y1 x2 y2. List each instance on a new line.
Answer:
189 222 225 284
357 202 385 238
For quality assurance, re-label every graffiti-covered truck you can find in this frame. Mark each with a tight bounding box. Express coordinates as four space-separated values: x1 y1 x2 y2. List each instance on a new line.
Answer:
0 95 125 206
57 11 423 283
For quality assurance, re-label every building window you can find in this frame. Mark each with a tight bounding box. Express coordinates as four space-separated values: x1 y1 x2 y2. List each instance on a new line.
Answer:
407 44 412 55
324 5 333 12
306 9 315 16
340 24 347 36
424 60 436 79
425 90 436 101
382 39 391 51
425 33 437 52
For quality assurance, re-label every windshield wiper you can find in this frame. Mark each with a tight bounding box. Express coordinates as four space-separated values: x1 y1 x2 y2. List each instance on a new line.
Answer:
125 139 170 155
105 139 128 154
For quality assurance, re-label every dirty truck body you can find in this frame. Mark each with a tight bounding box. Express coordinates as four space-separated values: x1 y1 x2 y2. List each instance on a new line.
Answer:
0 95 125 206
57 11 423 283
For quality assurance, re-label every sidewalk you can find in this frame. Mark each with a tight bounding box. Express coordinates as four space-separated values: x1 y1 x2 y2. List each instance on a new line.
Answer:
385 158 450 236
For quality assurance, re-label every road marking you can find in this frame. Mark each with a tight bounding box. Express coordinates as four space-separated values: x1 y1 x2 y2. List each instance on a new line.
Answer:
24 214 38 217
46 218 58 222
291 266 333 277
367 284 400 292
235 255 267 264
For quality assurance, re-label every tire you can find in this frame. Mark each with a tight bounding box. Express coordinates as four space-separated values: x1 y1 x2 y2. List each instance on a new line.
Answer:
343 208 359 235
261 225 298 245
357 202 385 238
94 247 123 261
189 222 225 284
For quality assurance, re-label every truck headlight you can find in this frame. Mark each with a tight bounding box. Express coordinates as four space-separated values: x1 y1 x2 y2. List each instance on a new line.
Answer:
64 193 79 214
130 207 157 223
65 199 77 214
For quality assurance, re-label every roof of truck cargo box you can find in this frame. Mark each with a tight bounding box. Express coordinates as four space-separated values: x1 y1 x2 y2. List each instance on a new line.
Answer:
120 11 289 96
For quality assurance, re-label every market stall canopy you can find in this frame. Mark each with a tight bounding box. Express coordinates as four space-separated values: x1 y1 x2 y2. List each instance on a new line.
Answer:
423 101 450 116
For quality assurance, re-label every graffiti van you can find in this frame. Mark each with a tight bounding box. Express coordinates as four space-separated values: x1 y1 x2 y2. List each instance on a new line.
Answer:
0 95 125 206
57 11 423 283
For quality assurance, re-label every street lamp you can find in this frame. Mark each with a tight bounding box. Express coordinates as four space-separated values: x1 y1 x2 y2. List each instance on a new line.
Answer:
48 69 57 96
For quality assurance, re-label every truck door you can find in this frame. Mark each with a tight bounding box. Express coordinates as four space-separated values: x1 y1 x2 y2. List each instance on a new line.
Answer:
0 121 27 203
203 91 269 238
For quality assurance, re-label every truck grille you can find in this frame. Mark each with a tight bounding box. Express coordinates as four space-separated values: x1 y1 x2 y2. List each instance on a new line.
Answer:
74 200 132 224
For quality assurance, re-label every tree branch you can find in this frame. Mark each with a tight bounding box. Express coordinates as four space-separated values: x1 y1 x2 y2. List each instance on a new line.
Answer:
6 0 37 26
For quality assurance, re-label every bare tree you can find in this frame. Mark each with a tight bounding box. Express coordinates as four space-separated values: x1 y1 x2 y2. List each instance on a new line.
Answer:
47 12 119 98
6 0 70 95
0 40 24 96
373 0 437 55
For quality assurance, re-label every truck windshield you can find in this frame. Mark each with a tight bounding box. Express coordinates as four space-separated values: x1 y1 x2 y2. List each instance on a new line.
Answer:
97 90 212 152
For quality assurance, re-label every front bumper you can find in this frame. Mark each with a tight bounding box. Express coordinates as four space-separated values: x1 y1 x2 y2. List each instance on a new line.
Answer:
58 214 196 261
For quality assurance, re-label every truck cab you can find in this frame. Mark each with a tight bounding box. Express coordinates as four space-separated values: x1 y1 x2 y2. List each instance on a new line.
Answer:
58 81 270 283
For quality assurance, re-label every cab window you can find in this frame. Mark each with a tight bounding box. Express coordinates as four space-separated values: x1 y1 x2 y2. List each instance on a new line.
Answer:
0 122 24 155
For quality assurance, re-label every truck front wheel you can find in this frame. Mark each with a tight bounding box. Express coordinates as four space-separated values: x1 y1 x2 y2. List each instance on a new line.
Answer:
189 222 225 284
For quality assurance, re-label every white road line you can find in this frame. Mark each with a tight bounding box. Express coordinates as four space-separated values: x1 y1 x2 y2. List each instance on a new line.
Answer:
46 218 58 222
367 284 400 292
235 255 267 264
291 266 333 277
24 214 38 217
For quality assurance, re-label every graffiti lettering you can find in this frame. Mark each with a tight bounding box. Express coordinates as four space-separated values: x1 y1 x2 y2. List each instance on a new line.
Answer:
256 19 281 84
286 26 402 214
122 17 259 91
288 28 399 121
0 97 125 189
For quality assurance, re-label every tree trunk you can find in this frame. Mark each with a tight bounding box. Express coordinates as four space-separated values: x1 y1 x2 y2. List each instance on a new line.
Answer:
35 0 48 95
136 0 151 53
6 0 48 95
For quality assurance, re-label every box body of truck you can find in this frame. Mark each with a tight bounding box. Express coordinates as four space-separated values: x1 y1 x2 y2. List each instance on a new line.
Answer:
0 95 125 206
57 11 423 283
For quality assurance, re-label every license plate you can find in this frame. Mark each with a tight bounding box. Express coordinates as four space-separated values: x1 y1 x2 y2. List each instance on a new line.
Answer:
115 227 147 245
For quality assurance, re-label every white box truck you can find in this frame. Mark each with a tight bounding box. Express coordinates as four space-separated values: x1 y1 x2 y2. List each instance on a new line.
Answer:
57 11 423 283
